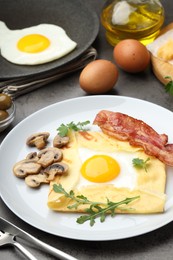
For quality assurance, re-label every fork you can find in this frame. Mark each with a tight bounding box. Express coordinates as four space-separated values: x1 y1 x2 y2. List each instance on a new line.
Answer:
0 230 37 260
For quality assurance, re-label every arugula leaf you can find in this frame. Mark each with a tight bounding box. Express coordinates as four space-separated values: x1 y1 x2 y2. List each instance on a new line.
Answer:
132 157 150 172
57 120 90 137
76 196 139 226
53 184 140 226
165 76 173 95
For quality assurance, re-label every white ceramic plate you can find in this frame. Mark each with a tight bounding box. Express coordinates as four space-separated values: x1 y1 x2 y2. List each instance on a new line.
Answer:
1 95 173 241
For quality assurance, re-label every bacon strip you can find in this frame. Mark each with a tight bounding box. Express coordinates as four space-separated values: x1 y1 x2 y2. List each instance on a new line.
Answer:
93 110 173 166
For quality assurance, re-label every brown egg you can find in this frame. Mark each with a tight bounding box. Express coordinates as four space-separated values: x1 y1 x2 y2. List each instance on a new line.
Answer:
79 59 119 94
113 39 150 73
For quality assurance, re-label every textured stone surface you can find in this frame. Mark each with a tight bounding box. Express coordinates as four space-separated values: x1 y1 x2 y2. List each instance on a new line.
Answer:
1 1 173 260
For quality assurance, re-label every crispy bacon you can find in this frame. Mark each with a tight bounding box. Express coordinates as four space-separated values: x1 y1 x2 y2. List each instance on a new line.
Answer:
93 110 173 166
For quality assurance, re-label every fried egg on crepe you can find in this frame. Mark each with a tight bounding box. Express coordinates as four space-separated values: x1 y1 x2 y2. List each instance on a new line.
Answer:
48 131 166 214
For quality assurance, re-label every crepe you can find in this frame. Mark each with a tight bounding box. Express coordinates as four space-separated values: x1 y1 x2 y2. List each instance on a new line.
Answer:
48 131 166 214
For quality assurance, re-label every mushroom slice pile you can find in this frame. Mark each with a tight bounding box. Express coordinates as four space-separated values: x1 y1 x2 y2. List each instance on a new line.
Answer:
26 132 50 150
24 161 69 187
13 146 69 188
38 147 63 168
13 159 42 178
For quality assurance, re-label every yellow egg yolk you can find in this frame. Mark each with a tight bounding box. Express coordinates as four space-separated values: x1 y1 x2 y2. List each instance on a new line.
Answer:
17 34 50 53
81 155 120 183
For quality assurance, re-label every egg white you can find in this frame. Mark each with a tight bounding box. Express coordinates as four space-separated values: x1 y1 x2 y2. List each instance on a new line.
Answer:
0 21 77 65
77 147 137 190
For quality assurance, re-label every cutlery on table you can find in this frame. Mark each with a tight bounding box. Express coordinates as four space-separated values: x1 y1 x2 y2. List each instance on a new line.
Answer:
0 230 37 260
0 217 78 260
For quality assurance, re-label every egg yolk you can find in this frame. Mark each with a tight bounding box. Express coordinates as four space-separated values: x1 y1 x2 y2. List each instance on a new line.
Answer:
81 155 120 183
17 34 50 53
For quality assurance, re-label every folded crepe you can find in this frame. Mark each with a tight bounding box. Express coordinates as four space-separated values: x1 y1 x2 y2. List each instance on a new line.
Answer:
48 131 166 214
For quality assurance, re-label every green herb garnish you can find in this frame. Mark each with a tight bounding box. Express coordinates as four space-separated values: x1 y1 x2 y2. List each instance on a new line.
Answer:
132 157 150 172
53 184 140 226
165 76 173 95
57 120 90 137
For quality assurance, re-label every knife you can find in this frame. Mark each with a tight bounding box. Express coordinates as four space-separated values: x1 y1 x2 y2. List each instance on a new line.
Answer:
0 217 78 260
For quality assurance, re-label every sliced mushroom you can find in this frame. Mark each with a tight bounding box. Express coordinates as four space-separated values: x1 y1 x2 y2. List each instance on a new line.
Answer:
53 134 70 148
26 132 50 150
25 172 49 188
13 159 42 178
37 147 63 168
44 162 69 181
26 152 38 161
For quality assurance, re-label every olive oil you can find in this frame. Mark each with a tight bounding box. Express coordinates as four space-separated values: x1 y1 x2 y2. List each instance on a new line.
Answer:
101 0 164 46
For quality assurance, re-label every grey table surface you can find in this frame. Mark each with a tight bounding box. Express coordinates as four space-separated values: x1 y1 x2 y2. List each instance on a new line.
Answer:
1 0 173 259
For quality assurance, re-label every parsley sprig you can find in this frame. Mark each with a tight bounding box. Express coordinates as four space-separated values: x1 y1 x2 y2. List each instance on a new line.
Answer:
132 157 150 172
57 121 90 137
165 76 173 95
53 184 140 226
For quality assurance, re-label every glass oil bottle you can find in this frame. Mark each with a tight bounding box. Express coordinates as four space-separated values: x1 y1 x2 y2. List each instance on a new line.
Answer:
101 0 165 46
